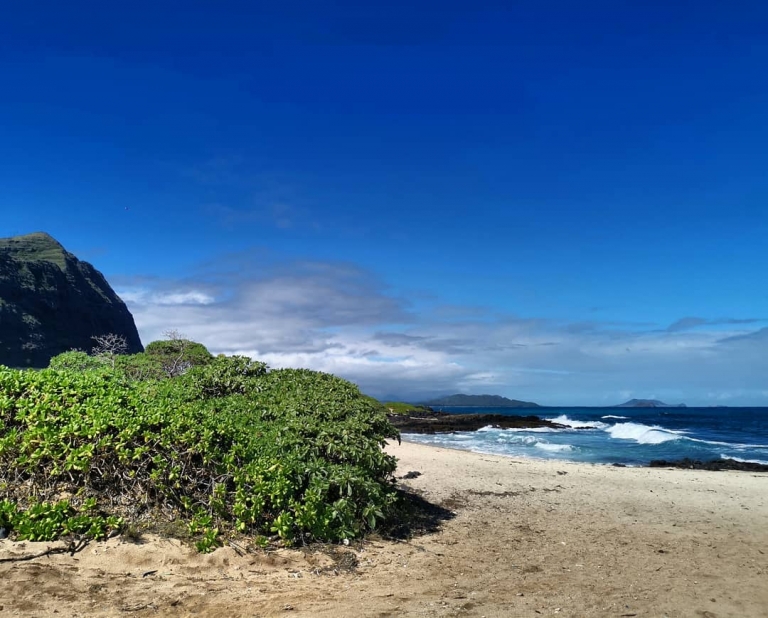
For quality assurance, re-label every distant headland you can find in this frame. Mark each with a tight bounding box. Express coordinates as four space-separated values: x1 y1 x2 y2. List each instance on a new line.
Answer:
422 394 541 408
613 398 687 408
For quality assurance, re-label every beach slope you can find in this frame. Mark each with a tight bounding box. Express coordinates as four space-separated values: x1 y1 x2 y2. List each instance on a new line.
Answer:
1 441 766 617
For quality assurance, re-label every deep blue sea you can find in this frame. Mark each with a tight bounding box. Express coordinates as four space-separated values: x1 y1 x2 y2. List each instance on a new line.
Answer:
402 407 768 466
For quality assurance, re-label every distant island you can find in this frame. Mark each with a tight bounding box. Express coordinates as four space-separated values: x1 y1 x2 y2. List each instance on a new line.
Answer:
614 399 687 408
423 394 541 408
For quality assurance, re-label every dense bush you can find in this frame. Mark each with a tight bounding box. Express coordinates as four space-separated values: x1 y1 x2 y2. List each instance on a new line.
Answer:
0 358 399 551
49 349 166 382
145 338 213 376
48 350 107 372
114 352 166 381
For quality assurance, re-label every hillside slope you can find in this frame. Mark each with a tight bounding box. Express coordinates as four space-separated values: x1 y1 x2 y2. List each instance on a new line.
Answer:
0 232 143 367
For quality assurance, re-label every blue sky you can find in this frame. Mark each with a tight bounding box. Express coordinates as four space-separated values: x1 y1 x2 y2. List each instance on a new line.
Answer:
3 1 768 405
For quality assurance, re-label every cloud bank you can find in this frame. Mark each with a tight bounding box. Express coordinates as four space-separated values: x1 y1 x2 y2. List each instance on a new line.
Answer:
116 259 768 406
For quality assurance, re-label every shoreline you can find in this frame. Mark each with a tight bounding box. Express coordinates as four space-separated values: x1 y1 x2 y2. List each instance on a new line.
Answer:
400 435 768 472
2 440 767 617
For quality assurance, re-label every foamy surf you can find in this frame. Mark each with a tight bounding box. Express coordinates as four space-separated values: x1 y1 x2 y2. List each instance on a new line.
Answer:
535 442 574 452
548 415 608 430
606 422 683 444
720 454 768 465
401 406 768 466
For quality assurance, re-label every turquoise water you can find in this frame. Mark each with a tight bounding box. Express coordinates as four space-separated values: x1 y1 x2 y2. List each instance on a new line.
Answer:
402 407 768 466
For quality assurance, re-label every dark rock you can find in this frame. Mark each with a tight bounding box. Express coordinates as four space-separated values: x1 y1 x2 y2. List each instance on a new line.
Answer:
649 458 768 472
388 409 566 434
0 232 143 367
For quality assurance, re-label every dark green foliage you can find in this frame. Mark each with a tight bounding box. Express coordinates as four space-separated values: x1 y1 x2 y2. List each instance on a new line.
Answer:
184 355 267 397
145 338 213 377
0 358 399 551
113 352 166 381
49 350 108 372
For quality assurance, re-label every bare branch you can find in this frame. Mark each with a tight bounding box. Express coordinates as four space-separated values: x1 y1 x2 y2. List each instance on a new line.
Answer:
91 333 129 368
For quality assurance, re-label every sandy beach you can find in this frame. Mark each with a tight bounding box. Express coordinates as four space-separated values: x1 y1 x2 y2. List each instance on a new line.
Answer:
2 440 767 617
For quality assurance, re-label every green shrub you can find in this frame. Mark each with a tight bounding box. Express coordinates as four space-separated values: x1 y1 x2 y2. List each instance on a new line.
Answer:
145 338 213 376
0 361 399 551
0 498 121 542
184 355 267 398
114 352 165 381
48 350 107 372
381 401 432 415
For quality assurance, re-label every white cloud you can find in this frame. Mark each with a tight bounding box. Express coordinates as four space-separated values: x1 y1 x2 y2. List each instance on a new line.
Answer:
117 260 768 406
119 288 215 306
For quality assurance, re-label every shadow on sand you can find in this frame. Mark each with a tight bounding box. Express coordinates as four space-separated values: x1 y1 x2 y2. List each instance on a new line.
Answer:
378 487 457 541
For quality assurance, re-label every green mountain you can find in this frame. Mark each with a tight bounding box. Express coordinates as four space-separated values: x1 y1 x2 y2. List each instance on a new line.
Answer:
423 393 541 408
0 232 143 367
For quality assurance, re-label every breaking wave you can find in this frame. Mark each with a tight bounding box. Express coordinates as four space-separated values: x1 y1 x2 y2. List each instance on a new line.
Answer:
720 455 768 465
548 415 608 430
606 422 684 445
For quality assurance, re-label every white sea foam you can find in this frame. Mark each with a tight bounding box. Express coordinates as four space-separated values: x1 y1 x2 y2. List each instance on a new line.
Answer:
477 424 559 435
686 437 734 447
501 427 558 433
720 454 768 465
549 415 607 430
450 433 476 440
607 422 683 444
534 442 574 452
728 442 768 450
601 415 629 420
495 434 539 445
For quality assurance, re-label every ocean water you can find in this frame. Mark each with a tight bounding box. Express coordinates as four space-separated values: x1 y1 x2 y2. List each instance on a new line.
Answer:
402 407 768 466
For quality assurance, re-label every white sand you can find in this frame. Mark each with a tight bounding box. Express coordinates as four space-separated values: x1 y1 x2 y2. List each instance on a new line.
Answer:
2 440 767 617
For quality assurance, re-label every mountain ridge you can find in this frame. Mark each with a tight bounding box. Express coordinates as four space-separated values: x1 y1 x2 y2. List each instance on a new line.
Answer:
422 393 541 408
0 232 143 367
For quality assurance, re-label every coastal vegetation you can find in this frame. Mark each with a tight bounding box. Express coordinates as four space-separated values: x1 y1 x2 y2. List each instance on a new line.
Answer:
380 401 434 415
0 340 400 552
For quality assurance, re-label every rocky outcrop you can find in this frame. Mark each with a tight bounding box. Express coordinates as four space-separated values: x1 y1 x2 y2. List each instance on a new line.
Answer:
388 409 565 434
649 458 768 472
0 232 143 367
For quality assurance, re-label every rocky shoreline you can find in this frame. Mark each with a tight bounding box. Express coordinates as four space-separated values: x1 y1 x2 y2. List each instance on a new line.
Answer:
387 409 565 433
649 457 768 472
388 410 768 472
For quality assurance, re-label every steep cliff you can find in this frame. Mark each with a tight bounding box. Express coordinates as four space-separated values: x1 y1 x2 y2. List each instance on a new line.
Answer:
0 232 143 367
